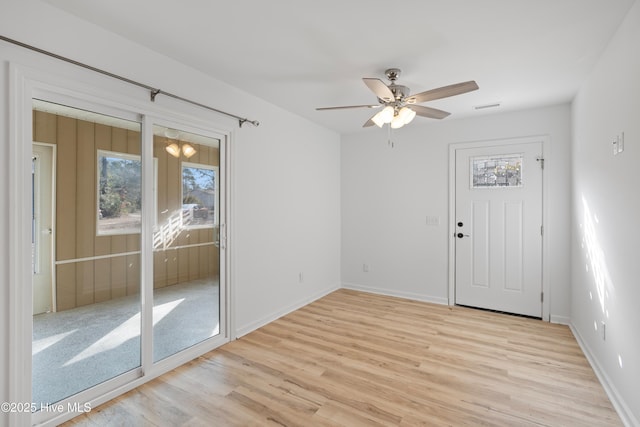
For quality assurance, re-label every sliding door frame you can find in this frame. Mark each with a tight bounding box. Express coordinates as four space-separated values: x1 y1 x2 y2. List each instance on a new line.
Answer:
9 62 233 427
144 115 229 374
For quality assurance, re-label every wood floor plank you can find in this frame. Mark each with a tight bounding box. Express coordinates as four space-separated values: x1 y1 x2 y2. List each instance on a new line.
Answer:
63 289 621 426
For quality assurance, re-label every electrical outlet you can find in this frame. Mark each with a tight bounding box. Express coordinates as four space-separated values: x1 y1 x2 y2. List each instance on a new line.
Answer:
613 132 625 155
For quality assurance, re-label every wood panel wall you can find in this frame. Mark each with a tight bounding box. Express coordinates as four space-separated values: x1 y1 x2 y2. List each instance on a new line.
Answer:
152 135 219 289
33 110 219 311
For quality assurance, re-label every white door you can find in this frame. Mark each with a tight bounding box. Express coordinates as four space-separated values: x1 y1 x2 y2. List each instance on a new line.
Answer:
455 141 543 317
32 143 55 315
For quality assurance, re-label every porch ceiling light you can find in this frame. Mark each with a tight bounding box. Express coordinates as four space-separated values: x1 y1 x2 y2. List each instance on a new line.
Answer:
165 140 197 158
181 143 196 158
165 142 181 158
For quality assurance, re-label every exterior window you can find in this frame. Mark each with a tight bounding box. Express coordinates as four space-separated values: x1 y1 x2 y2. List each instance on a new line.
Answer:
97 150 142 235
471 154 523 188
182 162 217 228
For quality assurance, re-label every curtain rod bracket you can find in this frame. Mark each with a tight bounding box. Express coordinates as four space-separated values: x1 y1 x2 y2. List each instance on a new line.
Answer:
150 89 161 102
239 119 260 128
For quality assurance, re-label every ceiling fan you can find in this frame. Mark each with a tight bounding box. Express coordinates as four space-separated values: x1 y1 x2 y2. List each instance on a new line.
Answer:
316 68 478 129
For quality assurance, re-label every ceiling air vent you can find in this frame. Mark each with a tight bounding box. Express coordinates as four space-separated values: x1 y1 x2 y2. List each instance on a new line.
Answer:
474 102 501 110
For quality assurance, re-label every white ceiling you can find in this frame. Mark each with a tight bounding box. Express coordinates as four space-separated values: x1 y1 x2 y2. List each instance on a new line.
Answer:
44 0 635 134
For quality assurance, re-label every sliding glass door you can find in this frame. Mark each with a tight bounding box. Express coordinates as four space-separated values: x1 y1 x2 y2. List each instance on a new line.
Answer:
29 99 226 422
151 124 222 362
32 99 143 407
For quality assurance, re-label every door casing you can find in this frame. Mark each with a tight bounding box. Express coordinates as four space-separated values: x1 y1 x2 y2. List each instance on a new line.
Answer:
448 136 551 321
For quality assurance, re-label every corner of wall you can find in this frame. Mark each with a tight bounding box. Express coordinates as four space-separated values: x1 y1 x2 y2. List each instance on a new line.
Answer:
569 323 639 427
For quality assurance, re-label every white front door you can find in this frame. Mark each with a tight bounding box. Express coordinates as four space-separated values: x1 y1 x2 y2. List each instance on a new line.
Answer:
455 141 543 317
32 143 55 315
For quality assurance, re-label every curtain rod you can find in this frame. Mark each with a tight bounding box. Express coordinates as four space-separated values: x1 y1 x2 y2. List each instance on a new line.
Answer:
1 35 260 128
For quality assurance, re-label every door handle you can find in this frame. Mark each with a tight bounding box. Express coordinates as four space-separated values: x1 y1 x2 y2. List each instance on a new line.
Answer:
220 224 226 250
456 233 470 238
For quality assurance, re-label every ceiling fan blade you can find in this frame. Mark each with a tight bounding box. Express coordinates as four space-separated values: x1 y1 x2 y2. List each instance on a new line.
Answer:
363 78 395 102
407 80 479 104
316 104 380 111
411 105 451 120
363 110 379 127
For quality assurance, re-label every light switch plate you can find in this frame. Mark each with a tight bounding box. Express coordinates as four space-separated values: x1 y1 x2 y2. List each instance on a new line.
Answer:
426 216 440 226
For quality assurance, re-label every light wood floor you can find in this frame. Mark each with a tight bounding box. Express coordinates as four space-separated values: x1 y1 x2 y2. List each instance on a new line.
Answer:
63 289 621 426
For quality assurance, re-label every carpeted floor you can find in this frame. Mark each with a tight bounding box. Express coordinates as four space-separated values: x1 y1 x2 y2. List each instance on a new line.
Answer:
32 279 219 406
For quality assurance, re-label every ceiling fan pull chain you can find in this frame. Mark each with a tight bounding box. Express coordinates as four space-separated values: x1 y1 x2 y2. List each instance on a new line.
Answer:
387 125 395 148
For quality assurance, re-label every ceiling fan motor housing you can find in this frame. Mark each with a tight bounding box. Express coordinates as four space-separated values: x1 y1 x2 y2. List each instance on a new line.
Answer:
388 84 409 102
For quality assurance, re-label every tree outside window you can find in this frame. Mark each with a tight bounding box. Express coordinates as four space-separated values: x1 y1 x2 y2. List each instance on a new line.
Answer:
97 150 142 235
182 162 217 228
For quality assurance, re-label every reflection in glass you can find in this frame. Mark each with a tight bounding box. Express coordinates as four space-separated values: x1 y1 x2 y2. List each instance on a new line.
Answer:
472 154 523 188
97 150 142 235
152 125 220 362
32 100 142 407
182 162 217 229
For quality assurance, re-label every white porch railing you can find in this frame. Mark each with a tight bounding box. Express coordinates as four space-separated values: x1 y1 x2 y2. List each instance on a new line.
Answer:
152 208 192 250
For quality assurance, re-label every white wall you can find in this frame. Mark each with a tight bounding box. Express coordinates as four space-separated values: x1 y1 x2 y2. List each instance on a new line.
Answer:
571 1 640 424
0 1 340 424
341 104 572 319
233 107 342 336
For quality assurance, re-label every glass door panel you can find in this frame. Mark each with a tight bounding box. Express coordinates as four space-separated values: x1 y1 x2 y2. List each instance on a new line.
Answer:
31 99 142 407
152 125 221 362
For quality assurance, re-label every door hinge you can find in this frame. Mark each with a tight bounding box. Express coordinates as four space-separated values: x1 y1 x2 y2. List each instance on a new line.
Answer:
536 157 545 169
541 292 544 303
540 225 544 236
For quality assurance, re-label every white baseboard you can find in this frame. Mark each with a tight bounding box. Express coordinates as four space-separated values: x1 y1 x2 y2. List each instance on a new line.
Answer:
549 314 571 325
341 282 449 306
234 283 340 338
570 323 638 427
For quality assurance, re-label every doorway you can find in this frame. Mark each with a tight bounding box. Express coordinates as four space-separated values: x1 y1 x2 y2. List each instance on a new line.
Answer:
452 140 544 317
32 143 55 315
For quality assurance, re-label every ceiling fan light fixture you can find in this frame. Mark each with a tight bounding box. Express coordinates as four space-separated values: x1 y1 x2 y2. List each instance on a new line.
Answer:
371 114 385 128
390 118 404 129
389 107 416 129
371 105 394 127
390 114 406 129
398 107 416 125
